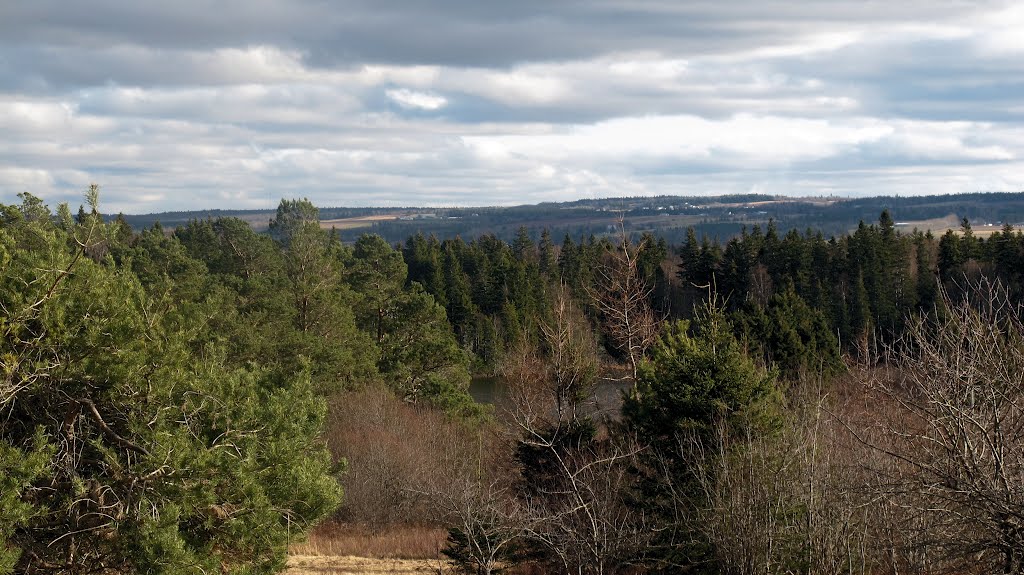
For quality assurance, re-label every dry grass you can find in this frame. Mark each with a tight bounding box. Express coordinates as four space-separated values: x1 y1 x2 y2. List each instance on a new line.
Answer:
286 555 444 575
894 214 1018 237
925 225 1011 238
319 215 400 230
290 523 448 560
287 523 451 575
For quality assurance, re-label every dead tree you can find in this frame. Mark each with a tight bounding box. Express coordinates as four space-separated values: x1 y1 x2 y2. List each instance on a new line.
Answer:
434 474 524 575
502 284 598 427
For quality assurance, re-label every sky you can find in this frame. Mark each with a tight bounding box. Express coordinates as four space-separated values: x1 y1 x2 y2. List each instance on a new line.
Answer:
1 1 1023 214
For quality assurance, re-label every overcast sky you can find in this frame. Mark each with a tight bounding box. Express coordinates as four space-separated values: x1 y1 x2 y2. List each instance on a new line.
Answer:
2 1 1023 213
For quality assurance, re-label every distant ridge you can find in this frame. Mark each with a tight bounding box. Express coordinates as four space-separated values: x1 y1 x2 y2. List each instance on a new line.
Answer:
113 191 1024 245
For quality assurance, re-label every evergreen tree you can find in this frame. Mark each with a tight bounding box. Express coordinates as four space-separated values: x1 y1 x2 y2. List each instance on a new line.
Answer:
677 227 701 284
268 197 319 246
346 234 475 410
443 243 477 348
403 233 445 303
960 217 978 262
849 268 872 355
937 229 963 280
623 301 779 571
558 234 579 286
538 228 557 277
0 196 341 574
735 288 842 378
511 225 535 263
914 231 939 311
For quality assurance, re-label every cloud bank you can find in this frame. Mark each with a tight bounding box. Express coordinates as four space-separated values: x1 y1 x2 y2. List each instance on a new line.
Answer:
0 1 1021 212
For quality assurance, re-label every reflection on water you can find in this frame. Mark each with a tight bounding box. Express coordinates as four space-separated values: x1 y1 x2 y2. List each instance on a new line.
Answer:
469 376 631 418
468 376 503 404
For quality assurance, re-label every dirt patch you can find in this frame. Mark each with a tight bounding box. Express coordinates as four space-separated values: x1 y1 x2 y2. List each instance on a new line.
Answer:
286 555 445 575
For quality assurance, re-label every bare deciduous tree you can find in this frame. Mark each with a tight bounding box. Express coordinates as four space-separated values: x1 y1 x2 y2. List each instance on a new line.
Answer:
505 284 598 426
498 284 650 575
423 429 523 575
589 219 660 386
518 433 649 575
853 279 1024 574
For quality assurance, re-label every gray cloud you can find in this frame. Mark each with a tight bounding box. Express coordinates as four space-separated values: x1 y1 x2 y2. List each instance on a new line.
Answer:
0 1 1022 213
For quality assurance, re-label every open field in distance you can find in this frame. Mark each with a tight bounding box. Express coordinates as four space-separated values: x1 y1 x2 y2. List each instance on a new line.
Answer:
116 191 1024 245
320 214 402 230
895 214 1017 237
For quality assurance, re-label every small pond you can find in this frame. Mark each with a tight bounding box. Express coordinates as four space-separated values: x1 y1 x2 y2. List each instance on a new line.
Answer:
469 376 632 418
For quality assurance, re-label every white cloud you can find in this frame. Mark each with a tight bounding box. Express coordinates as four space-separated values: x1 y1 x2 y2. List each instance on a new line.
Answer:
975 3 1024 55
885 120 1015 161
0 167 57 190
385 88 447 110
462 114 896 167
1 1 1023 212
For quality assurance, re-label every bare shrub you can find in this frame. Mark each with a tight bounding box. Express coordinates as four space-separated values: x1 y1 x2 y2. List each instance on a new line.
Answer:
849 279 1024 574
517 432 649 575
325 386 483 529
498 286 651 575
661 371 912 575
325 384 524 574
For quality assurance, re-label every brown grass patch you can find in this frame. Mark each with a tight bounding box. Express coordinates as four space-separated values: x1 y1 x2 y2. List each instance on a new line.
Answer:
319 215 401 230
286 555 444 575
291 522 447 560
892 214 1015 237
925 225 1011 238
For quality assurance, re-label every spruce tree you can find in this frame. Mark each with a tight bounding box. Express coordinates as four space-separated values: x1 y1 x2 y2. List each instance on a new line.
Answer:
623 301 779 571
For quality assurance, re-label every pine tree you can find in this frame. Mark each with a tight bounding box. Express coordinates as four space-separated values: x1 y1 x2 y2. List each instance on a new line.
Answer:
0 196 341 574
268 197 319 246
558 234 579 286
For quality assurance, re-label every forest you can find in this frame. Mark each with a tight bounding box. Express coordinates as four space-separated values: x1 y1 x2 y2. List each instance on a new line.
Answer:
3 189 1024 575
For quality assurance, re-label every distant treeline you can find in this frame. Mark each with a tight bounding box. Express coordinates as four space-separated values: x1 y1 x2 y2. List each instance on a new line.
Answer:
116 191 1024 245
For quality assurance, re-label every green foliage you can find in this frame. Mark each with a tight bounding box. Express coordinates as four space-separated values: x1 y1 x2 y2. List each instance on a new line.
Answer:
734 288 843 378
0 431 51 573
418 375 492 424
627 307 779 442
623 302 780 571
0 198 341 574
346 234 477 413
268 198 319 245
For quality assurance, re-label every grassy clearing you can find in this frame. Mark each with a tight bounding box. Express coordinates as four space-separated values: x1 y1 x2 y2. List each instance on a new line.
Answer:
286 555 444 575
925 224 1012 238
290 523 447 559
287 523 450 575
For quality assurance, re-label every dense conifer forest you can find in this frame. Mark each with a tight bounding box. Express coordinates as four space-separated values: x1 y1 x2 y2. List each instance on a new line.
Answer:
4 189 1024 574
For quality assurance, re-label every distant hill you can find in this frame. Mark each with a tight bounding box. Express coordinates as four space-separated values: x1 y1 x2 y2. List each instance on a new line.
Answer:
114 192 1024 245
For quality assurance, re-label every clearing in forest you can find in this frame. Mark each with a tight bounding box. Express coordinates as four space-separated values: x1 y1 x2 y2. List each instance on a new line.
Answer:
286 555 442 575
